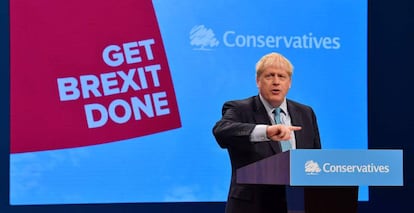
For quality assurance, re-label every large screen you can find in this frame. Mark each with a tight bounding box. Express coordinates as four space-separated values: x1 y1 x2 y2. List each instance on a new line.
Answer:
9 0 367 205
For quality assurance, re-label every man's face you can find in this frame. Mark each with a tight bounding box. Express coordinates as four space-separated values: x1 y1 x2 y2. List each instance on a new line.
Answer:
257 67 291 107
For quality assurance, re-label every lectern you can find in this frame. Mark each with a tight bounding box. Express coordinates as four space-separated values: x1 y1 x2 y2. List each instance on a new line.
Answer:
237 149 403 213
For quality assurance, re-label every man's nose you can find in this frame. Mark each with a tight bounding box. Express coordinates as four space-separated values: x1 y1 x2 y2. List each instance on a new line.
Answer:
272 77 280 84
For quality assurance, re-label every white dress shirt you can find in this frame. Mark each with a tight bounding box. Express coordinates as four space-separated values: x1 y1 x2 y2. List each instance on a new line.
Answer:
250 95 296 149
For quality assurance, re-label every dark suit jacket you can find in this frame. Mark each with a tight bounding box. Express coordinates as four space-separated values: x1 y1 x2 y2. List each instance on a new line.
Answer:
212 95 321 213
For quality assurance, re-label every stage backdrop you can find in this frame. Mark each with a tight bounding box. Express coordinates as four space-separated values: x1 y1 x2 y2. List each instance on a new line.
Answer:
9 0 367 204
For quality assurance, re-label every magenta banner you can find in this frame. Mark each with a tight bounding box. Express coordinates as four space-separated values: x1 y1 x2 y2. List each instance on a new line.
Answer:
10 0 181 153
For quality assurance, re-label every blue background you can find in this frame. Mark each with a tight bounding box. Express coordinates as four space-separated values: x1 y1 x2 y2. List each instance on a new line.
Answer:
9 0 367 205
1 0 413 212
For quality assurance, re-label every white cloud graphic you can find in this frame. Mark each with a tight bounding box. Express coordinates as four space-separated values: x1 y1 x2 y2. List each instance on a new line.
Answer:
10 149 90 203
163 185 199 202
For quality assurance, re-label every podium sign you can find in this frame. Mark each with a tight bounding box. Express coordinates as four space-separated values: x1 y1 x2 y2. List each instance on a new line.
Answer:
237 149 403 186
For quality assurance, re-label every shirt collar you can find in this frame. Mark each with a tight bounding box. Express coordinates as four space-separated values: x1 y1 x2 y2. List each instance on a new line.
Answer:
259 94 288 114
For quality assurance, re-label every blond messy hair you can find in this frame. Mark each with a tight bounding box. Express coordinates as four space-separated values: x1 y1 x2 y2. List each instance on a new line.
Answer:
255 52 294 78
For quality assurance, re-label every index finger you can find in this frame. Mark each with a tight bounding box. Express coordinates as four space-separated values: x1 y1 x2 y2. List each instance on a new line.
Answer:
288 126 302 131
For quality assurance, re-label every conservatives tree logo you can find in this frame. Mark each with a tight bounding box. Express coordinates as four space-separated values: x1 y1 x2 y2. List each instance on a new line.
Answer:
305 160 321 175
189 25 219 51
304 160 390 175
190 24 341 50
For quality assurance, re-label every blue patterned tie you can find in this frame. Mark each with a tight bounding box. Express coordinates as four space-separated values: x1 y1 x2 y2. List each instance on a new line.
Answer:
274 107 292 152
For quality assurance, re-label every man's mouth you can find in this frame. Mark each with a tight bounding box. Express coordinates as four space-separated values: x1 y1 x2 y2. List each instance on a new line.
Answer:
272 89 281 94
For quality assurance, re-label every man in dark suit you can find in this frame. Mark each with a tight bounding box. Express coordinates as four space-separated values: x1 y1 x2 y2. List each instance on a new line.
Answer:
212 52 321 213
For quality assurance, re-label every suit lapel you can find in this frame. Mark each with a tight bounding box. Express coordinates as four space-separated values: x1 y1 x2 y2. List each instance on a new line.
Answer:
287 100 305 149
253 96 271 125
253 96 281 153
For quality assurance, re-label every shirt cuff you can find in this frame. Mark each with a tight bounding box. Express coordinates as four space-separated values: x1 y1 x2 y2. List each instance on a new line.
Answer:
250 124 270 142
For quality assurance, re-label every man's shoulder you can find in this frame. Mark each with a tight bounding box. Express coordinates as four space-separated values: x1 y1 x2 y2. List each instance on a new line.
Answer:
224 95 258 106
222 95 260 111
287 99 313 111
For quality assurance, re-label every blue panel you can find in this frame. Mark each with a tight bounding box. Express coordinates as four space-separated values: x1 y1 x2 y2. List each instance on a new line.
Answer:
290 150 403 186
